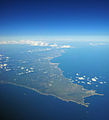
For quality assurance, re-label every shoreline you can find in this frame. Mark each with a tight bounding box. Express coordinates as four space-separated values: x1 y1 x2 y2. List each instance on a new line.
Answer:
0 81 103 108
0 46 104 108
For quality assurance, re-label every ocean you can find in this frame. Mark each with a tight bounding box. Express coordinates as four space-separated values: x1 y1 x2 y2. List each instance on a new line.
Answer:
0 45 109 120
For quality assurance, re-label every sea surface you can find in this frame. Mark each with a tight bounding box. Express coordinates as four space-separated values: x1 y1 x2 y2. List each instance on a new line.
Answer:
0 45 109 120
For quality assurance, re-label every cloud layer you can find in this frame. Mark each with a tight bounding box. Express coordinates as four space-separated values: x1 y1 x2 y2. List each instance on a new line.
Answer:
0 40 72 49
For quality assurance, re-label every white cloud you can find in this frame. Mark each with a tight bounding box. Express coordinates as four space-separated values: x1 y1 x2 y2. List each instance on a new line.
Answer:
60 45 71 48
89 42 108 46
91 78 97 82
0 40 73 49
49 44 58 47
0 40 48 46
87 82 91 85
78 77 85 80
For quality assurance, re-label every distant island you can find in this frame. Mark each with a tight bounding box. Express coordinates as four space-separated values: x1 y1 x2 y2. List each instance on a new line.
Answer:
0 41 103 107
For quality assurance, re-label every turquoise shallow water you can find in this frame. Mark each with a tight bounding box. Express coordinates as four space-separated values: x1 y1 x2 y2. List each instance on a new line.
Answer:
0 45 109 120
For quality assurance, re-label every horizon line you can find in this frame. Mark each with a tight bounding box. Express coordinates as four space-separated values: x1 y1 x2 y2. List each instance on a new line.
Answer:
0 35 109 42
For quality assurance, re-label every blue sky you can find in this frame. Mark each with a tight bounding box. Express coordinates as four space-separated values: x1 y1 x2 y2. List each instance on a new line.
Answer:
0 0 109 40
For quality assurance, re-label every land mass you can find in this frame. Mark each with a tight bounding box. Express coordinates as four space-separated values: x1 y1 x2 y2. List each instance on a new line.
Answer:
0 44 103 107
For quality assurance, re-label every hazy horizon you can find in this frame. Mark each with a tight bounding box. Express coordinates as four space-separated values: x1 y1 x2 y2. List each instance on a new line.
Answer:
0 36 109 42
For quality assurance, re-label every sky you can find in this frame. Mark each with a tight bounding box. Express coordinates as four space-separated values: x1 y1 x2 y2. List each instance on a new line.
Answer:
0 0 109 41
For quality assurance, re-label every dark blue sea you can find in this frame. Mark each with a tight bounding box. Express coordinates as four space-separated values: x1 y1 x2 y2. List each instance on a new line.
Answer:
0 45 109 120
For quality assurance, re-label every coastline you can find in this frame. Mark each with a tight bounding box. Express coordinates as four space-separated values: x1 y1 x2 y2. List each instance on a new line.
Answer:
0 81 90 107
0 47 104 107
